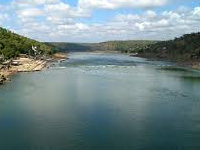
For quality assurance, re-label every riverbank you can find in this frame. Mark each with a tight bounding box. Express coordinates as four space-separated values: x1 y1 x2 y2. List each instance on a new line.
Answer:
0 58 47 84
135 53 200 70
11 58 47 72
52 53 68 60
178 61 200 70
0 53 68 85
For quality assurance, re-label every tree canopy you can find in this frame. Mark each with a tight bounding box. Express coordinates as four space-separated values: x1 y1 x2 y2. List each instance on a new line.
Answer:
0 27 52 59
139 32 200 61
47 40 156 53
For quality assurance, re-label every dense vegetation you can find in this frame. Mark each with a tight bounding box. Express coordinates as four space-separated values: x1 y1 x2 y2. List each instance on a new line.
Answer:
47 40 156 53
139 32 200 61
0 27 52 59
95 40 156 53
47 42 92 52
3 24 199 63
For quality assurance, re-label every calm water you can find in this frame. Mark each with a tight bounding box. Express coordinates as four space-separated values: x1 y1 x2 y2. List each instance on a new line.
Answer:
0 52 200 150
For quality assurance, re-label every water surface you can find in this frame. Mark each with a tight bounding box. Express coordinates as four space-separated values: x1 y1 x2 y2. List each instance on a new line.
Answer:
0 52 200 150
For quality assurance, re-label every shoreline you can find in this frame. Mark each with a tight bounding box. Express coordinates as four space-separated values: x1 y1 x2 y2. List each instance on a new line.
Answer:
0 53 68 85
135 53 200 70
1 51 199 85
0 58 48 85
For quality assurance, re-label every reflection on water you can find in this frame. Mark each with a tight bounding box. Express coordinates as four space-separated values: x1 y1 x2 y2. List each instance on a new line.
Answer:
157 66 194 72
181 75 200 82
0 52 200 150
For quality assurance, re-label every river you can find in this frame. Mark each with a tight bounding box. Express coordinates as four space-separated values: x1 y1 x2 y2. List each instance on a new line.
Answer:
0 52 200 150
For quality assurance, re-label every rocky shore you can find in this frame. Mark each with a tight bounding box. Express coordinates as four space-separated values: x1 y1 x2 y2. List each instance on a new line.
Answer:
52 53 68 60
0 58 47 85
178 61 200 70
11 58 47 72
0 53 68 85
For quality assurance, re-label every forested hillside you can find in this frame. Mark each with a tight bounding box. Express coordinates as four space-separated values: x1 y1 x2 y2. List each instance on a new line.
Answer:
47 40 155 53
0 27 52 59
47 42 92 52
96 40 156 53
139 33 200 61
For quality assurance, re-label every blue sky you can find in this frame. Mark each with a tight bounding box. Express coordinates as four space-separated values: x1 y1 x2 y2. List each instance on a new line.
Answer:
0 0 200 42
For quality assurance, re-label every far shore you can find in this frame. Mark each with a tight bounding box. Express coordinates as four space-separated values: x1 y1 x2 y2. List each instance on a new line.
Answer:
134 53 200 70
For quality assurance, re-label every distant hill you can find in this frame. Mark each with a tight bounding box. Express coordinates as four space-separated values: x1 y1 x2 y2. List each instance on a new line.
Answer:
138 32 200 61
0 27 52 59
47 40 156 53
96 40 156 53
47 42 92 52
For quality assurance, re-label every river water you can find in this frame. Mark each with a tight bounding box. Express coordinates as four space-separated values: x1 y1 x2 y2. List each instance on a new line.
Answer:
0 52 200 150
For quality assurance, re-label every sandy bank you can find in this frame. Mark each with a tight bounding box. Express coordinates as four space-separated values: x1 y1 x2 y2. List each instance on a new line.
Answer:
10 58 47 72
52 53 68 60
0 54 69 85
0 58 47 84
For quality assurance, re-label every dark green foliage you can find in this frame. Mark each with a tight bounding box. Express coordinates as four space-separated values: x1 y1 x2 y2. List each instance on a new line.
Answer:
46 42 92 52
97 40 156 53
181 75 200 82
0 27 52 59
157 67 193 72
47 40 156 53
140 32 200 61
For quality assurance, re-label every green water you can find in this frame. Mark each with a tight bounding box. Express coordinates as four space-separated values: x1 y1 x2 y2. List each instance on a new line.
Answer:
0 52 200 150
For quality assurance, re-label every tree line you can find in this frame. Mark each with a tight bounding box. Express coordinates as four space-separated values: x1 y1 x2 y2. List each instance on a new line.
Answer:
139 32 200 61
47 40 156 53
0 27 52 60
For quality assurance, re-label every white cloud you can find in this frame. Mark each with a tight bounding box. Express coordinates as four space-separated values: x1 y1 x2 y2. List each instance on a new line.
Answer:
44 2 70 11
145 10 157 19
44 2 90 20
58 23 89 31
12 6 200 42
46 17 74 25
78 0 168 10
193 7 200 17
114 14 140 22
1 0 200 42
13 0 59 6
17 8 43 18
